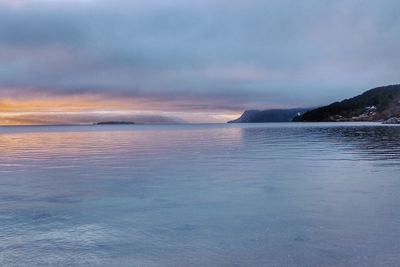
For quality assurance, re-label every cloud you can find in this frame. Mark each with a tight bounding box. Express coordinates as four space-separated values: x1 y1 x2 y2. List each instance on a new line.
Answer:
0 0 400 120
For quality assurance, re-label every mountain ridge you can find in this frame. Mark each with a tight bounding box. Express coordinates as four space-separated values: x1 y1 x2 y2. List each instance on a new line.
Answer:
228 108 309 123
295 84 400 122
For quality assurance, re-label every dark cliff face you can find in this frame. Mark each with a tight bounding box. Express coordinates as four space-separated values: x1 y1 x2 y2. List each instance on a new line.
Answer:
228 108 310 123
296 85 400 122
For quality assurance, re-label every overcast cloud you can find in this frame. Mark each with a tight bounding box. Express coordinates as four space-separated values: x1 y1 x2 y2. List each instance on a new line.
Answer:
0 0 399 114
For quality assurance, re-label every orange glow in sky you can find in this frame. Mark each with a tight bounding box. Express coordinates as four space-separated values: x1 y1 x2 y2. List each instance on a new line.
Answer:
0 94 240 125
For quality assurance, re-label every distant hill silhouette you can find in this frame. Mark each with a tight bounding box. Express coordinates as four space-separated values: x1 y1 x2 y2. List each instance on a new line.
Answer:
228 108 309 123
295 84 400 122
95 121 135 125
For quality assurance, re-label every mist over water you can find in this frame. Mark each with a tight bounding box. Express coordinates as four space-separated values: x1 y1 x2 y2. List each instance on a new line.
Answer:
1 123 400 266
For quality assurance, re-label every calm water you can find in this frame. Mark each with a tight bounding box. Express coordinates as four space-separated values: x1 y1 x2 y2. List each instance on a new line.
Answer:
1 123 400 266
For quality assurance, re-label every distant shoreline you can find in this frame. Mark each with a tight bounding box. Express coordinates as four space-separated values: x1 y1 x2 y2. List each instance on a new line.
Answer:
1 121 396 128
94 121 135 125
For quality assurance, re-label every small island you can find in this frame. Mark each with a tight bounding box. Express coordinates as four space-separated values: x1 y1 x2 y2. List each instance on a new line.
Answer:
94 121 135 125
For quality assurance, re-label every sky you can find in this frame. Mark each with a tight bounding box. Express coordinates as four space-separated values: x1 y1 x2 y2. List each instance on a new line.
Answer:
0 0 399 124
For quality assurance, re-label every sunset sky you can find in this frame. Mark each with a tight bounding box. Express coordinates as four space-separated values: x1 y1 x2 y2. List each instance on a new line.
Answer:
1 0 399 124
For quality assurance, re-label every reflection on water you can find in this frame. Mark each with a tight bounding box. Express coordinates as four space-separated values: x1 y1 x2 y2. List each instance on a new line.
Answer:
1 123 400 266
240 125 400 163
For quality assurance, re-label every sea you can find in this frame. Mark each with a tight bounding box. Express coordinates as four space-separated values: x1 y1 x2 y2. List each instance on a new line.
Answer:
1 122 400 266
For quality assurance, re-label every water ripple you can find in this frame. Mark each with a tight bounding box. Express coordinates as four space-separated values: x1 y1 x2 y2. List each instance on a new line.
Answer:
1 123 400 266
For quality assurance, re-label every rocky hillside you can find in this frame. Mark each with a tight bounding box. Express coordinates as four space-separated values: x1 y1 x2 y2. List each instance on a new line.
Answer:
295 85 400 122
